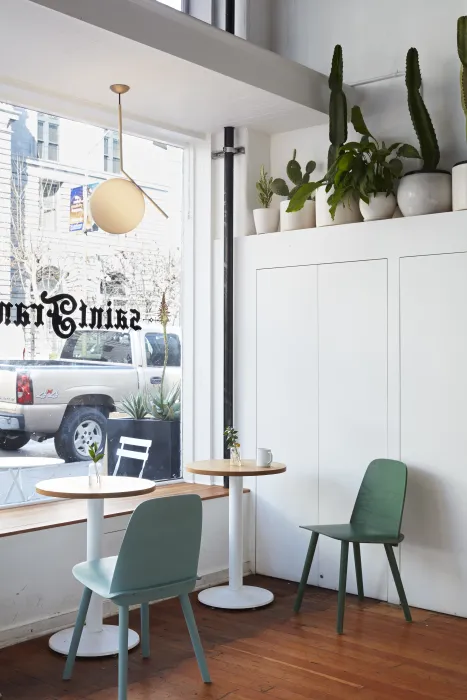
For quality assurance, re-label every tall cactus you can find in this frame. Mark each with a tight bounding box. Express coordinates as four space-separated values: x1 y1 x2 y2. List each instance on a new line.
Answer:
405 47 440 171
457 17 467 140
327 45 347 169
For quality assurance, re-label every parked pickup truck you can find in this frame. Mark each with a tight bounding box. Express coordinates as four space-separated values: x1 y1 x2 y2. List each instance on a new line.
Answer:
0 325 180 462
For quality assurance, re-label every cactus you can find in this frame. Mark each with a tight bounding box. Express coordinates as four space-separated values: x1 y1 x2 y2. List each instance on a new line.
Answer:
406 47 440 171
328 44 348 169
458 17 467 140
271 150 316 200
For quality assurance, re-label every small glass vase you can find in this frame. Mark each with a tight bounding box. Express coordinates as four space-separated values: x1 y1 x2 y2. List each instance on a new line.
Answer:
230 446 242 467
88 461 101 486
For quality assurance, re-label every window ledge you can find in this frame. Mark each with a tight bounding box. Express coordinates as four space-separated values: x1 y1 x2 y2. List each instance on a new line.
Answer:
0 482 249 538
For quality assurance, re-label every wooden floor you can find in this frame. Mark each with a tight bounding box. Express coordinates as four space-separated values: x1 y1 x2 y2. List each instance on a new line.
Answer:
1 575 467 699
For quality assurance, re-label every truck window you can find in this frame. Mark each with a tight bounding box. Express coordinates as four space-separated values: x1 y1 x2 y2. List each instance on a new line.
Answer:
62 331 132 364
145 333 181 367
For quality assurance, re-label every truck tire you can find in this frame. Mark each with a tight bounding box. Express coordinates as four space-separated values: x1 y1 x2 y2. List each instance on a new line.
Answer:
54 407 107 463
0 431 31 451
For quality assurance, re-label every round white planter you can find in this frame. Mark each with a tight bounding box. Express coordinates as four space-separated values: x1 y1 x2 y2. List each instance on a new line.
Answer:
253 207 279 234
315 186 362 227
397 171 452 217
280 199 316 232
359 193 397 222
452 161 467 211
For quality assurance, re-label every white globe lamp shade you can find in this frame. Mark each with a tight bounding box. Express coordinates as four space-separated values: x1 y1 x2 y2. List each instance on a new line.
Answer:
90 178 145 234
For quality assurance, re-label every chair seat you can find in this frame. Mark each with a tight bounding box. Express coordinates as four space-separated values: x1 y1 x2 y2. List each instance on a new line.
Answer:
300 523 404 544
73 556 117 599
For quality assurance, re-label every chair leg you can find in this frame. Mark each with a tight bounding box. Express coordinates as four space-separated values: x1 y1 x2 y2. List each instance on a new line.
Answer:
179 594 211 683
384 544 412 623
118 606 129 700
294 531 319 613
63 587 92 680
337 541 349 635
140 603 150 659
353 542 364 601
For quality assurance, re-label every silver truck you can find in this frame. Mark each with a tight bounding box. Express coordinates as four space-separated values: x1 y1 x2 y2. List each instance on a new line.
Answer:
0 325 180 462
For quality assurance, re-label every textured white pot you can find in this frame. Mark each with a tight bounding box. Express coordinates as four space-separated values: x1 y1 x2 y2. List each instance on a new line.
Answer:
253 207 279 234
280 199 316 232
315 186 362 227
397 171 452 217
452 162 467 211
359 192 397 221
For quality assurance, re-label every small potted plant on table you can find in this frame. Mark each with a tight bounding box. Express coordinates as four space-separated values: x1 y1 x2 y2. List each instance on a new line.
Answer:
224 426 241 466
253 166 279 234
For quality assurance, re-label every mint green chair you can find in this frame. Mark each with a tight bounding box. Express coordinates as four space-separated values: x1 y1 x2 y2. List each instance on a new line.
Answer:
63 494 211 700
295 459 412 634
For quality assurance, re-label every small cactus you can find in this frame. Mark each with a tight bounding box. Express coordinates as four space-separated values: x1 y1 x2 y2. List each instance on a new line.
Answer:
406 47 440 171
271 150 316 200
328 45 348 169
458 17 467 140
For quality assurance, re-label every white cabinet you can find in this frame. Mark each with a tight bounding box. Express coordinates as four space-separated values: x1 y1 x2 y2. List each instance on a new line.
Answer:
400 253 467 616
317 260 388 598
256 265 319 582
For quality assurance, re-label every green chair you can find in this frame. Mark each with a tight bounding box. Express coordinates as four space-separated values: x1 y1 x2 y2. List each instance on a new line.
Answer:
294 458 412 634
63 494 211 700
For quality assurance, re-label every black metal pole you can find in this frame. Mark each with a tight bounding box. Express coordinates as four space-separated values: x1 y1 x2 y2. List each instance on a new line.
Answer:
223 0 235 488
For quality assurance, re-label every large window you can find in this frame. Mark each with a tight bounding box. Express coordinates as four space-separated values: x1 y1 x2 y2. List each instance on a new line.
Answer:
0 102 184 505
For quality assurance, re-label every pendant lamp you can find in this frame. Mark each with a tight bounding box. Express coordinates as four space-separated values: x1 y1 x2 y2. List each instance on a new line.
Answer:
90 85 168 234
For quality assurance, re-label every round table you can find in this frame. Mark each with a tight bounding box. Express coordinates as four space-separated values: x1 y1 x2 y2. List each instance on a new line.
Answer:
36 475 156 657
186 460 286 610
0 457 64 504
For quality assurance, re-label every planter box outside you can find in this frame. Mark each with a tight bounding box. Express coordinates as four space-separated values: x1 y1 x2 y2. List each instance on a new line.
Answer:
106 416 181 481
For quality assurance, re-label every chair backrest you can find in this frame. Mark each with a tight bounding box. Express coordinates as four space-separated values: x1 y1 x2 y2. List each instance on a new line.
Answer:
350 459 408 539
110 494 202 595
116 436 152 463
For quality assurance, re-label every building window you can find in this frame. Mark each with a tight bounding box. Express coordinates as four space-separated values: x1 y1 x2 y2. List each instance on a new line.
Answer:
104 132 121 174
39 180 61 230
37 114 60 161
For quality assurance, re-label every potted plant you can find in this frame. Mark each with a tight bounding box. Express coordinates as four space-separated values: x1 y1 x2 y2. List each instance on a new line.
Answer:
271 150 317 231
397 47 452 217
253 166 279 234
106 294 181 481
349 106 421 221
88 441 104 485
224 426 241 466
288 45 362 227
453 16 467 211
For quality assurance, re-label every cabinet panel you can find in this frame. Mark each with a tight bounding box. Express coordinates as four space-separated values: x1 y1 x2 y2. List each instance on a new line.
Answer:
318 260 388 598
400 253 467 616
256 265 319 582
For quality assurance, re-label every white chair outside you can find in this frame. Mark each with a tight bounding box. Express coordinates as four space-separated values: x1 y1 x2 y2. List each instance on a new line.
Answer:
113 437 152 479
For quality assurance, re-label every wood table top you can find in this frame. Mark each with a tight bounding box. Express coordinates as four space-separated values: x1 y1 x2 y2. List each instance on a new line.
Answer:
36 475 156 500
186 459 286 477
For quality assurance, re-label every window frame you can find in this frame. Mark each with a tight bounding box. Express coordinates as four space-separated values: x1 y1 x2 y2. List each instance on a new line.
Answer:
37 114 60 162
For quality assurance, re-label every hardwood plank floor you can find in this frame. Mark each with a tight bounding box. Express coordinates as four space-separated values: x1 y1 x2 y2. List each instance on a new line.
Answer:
1 575 467 699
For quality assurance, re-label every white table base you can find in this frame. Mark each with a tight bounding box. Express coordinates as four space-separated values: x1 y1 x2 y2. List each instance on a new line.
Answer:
50 497 140 657
198 475 274 610
49 625 140 657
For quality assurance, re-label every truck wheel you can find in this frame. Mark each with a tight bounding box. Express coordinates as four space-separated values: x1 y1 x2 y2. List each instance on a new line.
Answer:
55 407 107 463
0 431 31 451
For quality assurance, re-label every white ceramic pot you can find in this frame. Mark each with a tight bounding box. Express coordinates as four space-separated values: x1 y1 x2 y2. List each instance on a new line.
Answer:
452 161 467 211
280 199 316 232
397 171 452 217
253 207 280 235
315 186 362 227
359 192 397 222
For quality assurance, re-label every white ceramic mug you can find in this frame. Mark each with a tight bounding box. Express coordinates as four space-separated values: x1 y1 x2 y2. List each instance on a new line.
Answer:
257 448 273 467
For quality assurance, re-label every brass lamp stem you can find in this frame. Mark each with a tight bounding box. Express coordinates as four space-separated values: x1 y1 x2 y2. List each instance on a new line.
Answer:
111 84 168 220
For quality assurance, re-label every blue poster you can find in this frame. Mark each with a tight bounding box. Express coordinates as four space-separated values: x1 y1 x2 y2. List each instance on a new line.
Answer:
69 185 84 232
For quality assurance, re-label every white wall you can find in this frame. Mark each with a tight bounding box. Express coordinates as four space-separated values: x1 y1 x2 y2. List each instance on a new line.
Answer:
0 494 251 648
271 0 467 172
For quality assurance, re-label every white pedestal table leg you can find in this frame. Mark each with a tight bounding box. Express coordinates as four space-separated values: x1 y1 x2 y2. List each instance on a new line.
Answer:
198 475 274 610
48 498 139 656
